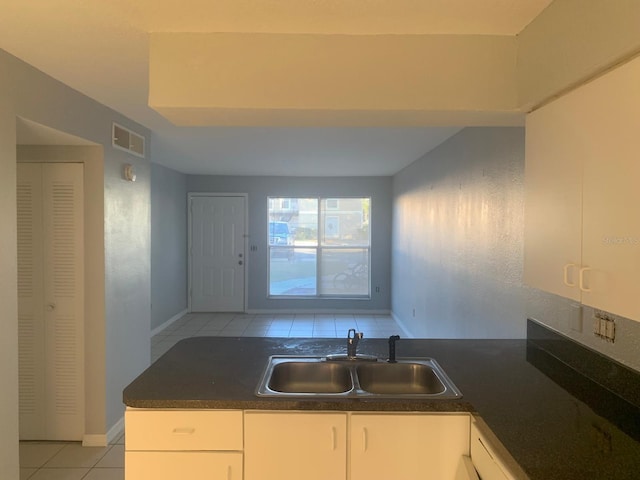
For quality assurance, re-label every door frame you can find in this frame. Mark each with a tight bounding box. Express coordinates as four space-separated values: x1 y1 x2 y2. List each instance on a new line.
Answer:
187 192 249 313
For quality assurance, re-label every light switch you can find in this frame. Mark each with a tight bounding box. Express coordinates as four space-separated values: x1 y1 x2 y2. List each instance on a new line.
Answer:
605 320 616 341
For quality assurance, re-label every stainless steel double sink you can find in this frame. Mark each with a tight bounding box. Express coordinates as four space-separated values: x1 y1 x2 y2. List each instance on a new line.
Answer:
256 355 462 399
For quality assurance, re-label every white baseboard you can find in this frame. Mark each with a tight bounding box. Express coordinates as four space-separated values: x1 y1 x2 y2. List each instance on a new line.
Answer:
82 434 107 447
391 312 416 338
246 309 391 315
82 416 124 447
151 308 188 337
107 416 124 444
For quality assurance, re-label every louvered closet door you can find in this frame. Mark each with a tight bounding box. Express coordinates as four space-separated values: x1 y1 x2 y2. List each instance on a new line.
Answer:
17 164 47 438
18 163 85 441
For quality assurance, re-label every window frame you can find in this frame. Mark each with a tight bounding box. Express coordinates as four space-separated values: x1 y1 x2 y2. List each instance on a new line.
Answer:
267 196 371 299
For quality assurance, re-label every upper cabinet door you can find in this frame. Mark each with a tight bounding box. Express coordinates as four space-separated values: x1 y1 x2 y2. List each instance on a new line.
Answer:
525 55 640 322
578 57 640 320
524 87 584 301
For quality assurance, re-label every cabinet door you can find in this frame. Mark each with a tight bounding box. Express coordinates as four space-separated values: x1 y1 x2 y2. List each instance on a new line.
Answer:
350 413 470 480
469 422 511 480
579 56 640 321
244 411 347 480
126 451 242 480
524 94 583 301
525 55 640 322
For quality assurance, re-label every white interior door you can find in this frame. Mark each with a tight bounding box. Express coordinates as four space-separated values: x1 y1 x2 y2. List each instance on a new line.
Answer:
190 195 246 312
17 162 84 440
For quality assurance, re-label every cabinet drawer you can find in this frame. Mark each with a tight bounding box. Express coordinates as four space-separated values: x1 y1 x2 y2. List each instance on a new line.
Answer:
126 451 242 480
125 409 243 451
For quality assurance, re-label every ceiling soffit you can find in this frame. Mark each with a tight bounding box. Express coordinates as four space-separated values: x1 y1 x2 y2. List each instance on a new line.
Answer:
149 32 520 126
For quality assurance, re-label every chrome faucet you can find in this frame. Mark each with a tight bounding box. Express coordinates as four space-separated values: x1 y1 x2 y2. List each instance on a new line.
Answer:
347 328 364 359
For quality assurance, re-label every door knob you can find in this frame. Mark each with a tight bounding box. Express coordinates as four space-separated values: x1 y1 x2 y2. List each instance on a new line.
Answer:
238 260 243 265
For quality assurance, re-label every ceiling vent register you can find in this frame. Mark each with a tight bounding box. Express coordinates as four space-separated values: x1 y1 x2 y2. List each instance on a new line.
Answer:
112 123 145 158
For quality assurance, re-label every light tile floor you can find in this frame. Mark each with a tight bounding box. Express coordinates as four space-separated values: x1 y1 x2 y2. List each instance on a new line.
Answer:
20 432 124 480
151 312 402 362
20 312 402 480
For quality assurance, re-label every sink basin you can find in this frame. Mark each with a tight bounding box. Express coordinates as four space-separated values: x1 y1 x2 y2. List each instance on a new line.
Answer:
356 363 445 395
268 361 353 394
256 356 462 399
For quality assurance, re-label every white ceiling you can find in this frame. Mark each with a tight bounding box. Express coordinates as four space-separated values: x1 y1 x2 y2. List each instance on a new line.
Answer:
2 0 551 176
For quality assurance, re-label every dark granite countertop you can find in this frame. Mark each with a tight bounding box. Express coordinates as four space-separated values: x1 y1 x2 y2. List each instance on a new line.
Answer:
123 321 640 480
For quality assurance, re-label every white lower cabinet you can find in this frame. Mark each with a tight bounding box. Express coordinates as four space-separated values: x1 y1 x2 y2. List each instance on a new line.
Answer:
244 411 470 480
244 411 347 480
350 413 470 480
124 409 243 480
126 408 521 480
126 451 242 480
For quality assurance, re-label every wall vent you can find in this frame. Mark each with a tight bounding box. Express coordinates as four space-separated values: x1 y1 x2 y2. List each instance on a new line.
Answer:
112 123 145 158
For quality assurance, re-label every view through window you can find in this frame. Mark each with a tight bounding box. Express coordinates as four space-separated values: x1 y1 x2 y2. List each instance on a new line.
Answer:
268 197 371 297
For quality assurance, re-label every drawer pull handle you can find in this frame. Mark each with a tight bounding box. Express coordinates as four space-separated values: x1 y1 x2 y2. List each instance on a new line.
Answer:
362 428 368 452
172 427 196 435
331 426 337 451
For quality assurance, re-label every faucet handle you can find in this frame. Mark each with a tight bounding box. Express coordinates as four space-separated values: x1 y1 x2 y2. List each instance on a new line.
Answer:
388 335 401 363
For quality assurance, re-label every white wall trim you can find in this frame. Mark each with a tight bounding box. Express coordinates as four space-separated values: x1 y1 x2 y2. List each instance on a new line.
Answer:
151 308 187 337
82 434 107 447
82 416 123 447
246 309 391 315
391 311 416 338
107 415 124 444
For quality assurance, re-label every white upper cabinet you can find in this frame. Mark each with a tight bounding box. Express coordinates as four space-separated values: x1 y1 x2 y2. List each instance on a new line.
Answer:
525 89 584 302
525 55 640 322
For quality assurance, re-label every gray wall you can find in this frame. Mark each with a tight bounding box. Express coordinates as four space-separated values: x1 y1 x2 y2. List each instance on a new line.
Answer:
104 151 150 429
0 48 151 468
0 51 20 479
391 126 640 372
392 127 526 338
151 163 188 330
187 175 392 312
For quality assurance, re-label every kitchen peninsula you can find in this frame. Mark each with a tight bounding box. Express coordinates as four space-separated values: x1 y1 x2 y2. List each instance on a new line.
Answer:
123 320 640 480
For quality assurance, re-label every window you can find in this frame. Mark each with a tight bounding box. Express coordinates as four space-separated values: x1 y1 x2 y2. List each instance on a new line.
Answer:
268 197 371 297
